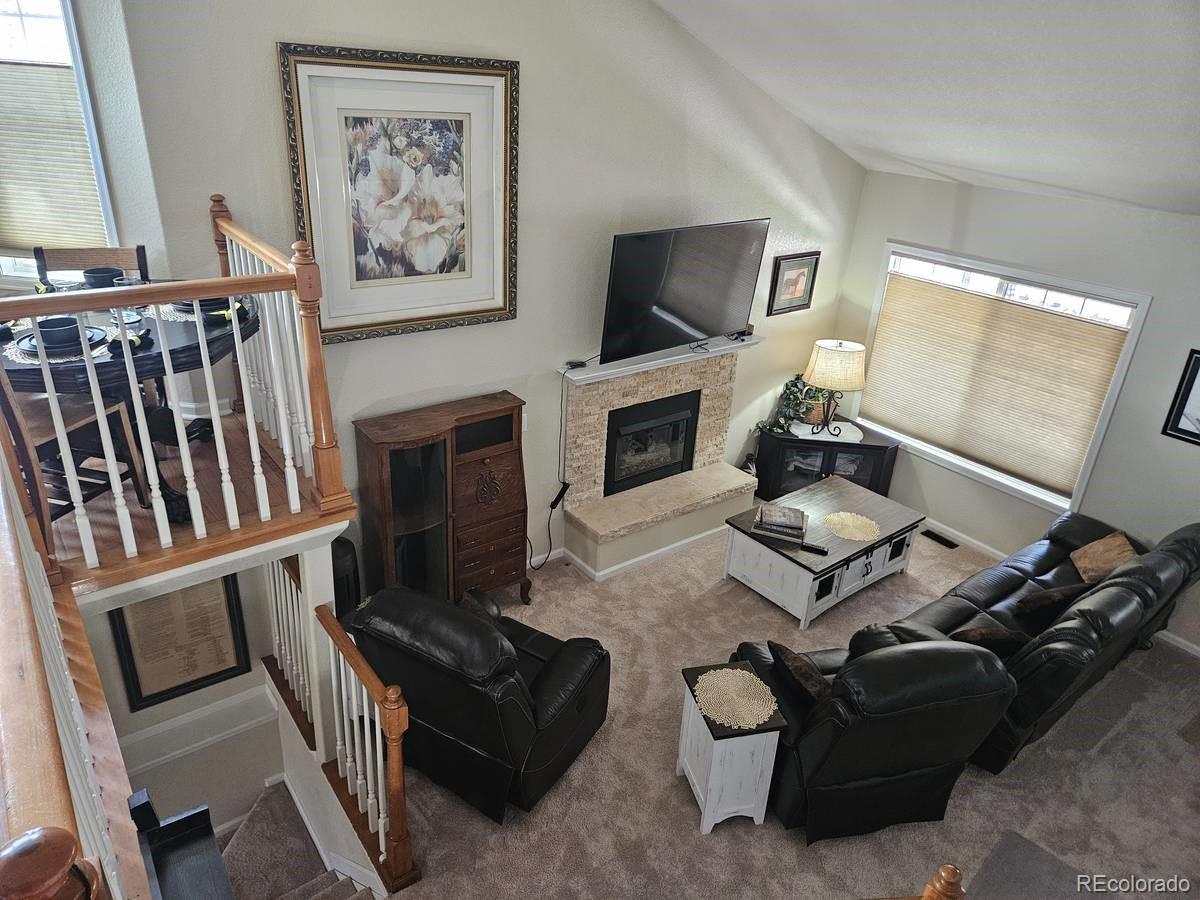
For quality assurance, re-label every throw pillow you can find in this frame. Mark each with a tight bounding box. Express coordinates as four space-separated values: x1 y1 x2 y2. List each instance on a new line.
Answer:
1012 582 1093 635
767 641 832 707
847 621 946 660
1070 532 1138 583
950 623 1032 659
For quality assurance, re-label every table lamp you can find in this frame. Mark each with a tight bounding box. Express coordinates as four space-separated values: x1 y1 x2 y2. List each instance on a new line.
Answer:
801 339 866 437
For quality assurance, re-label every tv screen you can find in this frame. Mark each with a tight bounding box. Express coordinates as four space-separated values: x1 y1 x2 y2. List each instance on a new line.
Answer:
598 218 769 364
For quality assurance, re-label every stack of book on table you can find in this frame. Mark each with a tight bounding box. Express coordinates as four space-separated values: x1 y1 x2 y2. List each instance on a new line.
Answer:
751 504 828 554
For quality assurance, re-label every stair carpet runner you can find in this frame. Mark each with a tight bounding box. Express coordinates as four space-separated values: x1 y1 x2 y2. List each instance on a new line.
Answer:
221 783 376 900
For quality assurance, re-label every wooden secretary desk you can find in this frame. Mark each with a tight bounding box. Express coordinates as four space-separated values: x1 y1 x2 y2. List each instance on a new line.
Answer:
354 391 531 604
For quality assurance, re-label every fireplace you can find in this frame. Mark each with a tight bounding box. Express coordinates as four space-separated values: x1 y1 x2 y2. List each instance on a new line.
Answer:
604 390 701 496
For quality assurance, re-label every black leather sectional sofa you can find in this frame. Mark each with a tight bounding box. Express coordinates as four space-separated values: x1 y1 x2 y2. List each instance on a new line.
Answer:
735 512 1200 841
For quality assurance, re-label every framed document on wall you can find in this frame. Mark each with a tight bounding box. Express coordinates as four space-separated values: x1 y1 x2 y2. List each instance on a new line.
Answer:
109 575 251 712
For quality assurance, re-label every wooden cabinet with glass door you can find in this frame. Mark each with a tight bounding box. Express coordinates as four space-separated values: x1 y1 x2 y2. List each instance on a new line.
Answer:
355 391 530 604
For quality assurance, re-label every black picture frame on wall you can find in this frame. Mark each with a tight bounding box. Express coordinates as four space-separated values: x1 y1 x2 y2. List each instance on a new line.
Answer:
109 575 251 712
767 251 820 316
1162 348 1200 447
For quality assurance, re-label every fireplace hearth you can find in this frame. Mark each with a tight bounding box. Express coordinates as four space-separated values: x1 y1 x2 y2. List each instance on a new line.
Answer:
604 390 701 496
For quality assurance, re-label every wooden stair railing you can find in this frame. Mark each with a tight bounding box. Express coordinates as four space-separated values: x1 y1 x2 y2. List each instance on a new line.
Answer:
882 863 966 899
315 605 420 893
0 827 109 899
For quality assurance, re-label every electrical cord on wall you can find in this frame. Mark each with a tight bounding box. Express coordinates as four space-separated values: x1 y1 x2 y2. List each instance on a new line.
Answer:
528 365 574 570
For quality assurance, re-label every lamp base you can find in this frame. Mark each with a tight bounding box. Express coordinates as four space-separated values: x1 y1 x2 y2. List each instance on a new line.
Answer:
791 420 863 443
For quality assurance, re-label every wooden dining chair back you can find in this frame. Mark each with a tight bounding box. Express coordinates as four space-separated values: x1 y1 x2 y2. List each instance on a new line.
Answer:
0 365 149 537
0 367 55 553
33 245 150 283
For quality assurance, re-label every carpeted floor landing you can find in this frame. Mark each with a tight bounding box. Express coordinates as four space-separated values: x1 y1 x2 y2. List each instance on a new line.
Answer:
391 531 1200 899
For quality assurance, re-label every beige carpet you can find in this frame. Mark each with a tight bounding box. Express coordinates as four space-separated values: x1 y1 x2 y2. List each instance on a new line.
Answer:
391 532 1200 899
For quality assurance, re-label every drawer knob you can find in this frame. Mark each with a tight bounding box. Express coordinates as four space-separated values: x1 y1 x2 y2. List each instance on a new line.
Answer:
488 568 496 575
483 456 491 465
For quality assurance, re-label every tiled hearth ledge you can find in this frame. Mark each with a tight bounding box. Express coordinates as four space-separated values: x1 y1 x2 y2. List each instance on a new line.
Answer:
560 342 760 580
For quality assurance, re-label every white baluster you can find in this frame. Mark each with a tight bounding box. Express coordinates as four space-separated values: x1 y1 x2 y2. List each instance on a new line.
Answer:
349 666 367 811
286 566 300 692
288 294 316 470
272 563 290 687
272 289 309 477
329 632 346 778
150 303 206 539
341 656 359 795
29 317 97 567
362 680 378 830
375 700 388 856
290 573 309 714
115 314 171 548
73 316 137 558
268 564 281 663
226 290 271 521
190 300 239 530
231 245 267 430
249 255 279 443
257 274 301 513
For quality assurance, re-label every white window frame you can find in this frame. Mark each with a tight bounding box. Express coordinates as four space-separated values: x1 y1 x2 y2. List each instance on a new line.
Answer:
858 240 1152 514
0 0 115 290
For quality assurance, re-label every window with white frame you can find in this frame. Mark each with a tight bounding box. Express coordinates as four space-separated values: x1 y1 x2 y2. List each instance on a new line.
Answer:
0 0 110 278
859 250 1138 499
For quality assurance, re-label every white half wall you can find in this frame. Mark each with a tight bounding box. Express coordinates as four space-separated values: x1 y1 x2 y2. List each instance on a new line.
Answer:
838 172 1200 645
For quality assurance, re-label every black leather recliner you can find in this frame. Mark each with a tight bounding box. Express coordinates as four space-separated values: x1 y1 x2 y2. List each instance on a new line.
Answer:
348 588 610 822
734 640 1015 843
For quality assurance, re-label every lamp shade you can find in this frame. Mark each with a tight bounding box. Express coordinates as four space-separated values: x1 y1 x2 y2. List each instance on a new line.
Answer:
802 339 866 392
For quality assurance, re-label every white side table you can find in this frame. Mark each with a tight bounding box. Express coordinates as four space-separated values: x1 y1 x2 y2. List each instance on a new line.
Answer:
675 662 786 834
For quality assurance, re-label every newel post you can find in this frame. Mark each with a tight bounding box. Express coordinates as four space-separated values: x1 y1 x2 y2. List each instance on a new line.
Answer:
290 241 353 514
0 827 109 899
208 194 232 277
921 864 965 900
381 686 421 890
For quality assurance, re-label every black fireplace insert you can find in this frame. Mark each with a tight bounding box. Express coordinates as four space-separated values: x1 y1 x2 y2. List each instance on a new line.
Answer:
604 390 701 496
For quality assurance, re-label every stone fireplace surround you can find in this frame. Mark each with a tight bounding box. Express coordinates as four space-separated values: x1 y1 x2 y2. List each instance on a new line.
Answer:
562 348 757 579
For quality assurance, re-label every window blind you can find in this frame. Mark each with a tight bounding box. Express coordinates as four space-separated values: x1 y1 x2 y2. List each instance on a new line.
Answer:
0 61 107 250
860 273 1127 495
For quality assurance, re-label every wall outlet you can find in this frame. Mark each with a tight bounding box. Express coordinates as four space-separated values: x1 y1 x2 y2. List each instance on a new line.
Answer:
522 408 528 432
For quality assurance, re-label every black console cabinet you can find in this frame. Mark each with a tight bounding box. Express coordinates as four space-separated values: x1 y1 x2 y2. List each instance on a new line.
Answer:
755 421 900 500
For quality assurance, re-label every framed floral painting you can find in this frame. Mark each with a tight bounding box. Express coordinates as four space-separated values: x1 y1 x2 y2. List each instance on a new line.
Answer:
279 43 518 343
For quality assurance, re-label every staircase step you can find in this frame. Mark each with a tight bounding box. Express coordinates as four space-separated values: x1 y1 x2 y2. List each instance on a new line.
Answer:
347 891 375 900
308 880 359 900
276 872 338 900
223 783 325 900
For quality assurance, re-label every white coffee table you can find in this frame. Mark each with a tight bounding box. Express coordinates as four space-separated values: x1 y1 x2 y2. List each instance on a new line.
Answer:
675 662 786 834
725 476 925 628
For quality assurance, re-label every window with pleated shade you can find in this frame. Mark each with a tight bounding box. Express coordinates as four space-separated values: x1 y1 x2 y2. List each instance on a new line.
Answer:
859 253 1134 497
0 1 109 255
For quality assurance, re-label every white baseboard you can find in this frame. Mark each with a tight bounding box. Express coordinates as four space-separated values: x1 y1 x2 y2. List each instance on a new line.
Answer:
919 517 1007 561
120 684 277 778
212 812 247 842
178 397 234 420
530 546 565 569
564 524 726 582
1157 630 1200 659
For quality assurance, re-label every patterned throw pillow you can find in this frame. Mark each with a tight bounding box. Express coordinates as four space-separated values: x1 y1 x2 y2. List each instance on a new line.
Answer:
1070 532 1139 583
767 641 832 707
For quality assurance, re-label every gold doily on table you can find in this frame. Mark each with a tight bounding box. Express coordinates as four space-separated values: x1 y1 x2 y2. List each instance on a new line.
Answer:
694 668 778 730
823 511 881 541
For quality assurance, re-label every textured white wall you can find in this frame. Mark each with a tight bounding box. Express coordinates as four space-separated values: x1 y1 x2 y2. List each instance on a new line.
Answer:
104 0 866 561
839 172 1200 644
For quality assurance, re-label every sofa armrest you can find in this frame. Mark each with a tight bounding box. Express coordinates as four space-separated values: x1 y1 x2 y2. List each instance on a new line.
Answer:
530 638 608 729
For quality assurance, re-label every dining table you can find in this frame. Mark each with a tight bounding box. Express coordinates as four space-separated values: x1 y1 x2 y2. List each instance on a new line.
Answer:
2 296 261 524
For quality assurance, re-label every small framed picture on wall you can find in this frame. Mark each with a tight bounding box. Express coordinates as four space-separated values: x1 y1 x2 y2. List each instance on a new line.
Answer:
1162 348 1200 446
109 575 251 712
767 251 820 316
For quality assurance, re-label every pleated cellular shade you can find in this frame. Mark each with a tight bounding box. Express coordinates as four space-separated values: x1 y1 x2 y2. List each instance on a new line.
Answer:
861 274 1127 495
0 62 108 250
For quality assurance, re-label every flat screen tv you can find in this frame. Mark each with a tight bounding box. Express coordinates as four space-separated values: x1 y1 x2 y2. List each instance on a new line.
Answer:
598 218 770 365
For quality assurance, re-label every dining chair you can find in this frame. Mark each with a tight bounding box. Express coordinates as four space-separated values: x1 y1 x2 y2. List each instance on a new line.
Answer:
0 367 150 549
33 245 150 283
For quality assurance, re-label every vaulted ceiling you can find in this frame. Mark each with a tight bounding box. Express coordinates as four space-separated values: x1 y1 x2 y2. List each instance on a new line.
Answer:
652 0 1200 214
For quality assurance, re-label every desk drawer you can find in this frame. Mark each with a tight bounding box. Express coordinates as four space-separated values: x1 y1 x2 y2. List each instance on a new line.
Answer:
456 512 526 553
453 450 525 527
457 550 525 594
